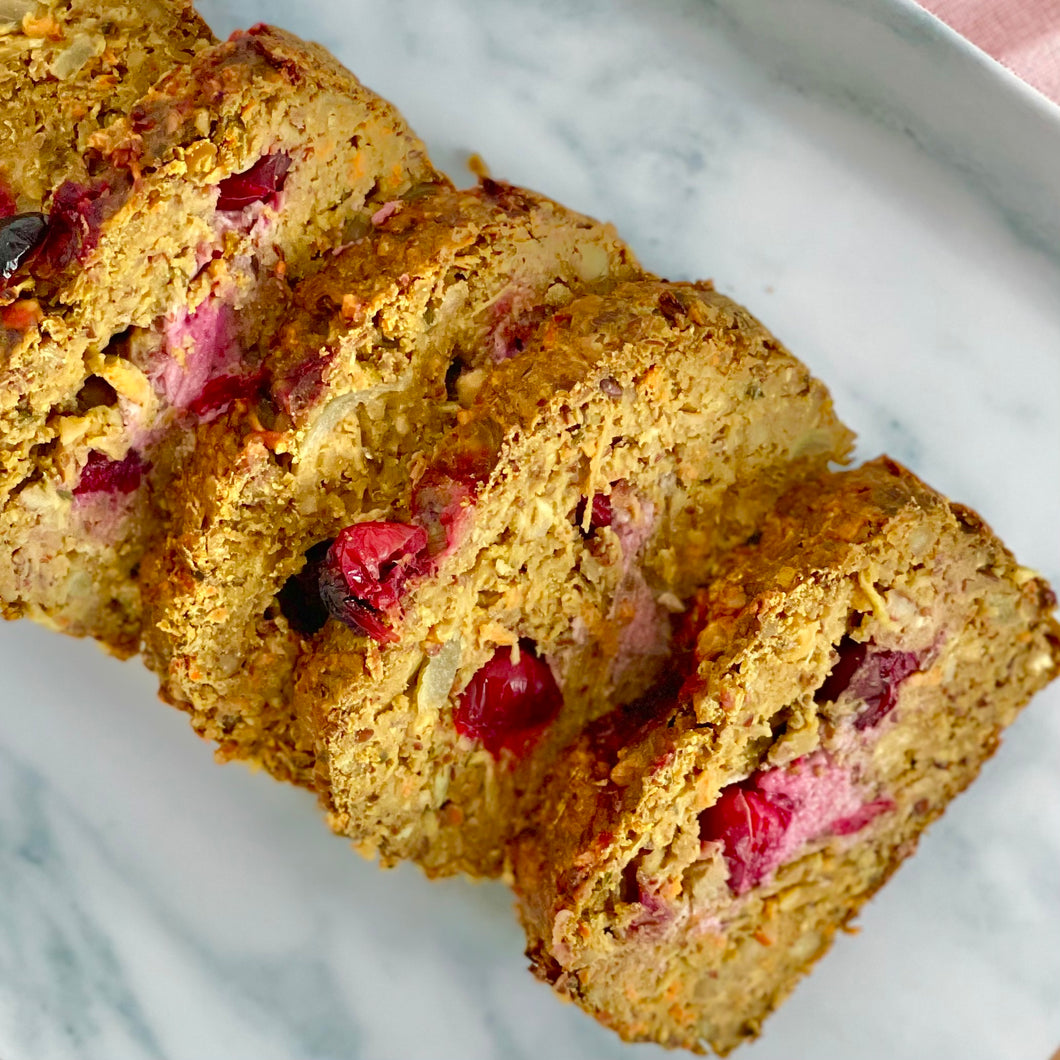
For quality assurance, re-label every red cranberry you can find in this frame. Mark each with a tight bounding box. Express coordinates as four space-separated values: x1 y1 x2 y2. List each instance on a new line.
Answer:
574 493 613 535
0 180 16 218
454 640 563 758
832 798 895 836
814 637 868 703
698 784 794 894
35 178 125 276
73 450 149 496
0 213 47 285
851 650 920 729
186 370 264 419
318 521 428 643
216 152 291 211
273 351 334 418
815 636 920 729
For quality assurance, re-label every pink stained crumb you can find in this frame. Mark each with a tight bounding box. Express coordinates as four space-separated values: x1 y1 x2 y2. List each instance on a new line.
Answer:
699 752 894 895
487 288 550 363
151 296 243 412
611 574 670 671
371 200 402 226
610 482 655 559
607 484 669 680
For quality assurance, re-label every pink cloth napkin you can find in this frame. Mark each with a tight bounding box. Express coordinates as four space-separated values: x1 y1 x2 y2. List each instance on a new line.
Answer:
921 0 1060 102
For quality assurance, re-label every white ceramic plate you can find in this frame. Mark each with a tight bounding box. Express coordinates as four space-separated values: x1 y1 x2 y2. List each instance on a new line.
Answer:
2 2 1058 1057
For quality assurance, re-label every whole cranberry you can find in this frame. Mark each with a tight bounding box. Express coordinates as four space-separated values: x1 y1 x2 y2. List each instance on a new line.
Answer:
698 784 794 894
318 521 428 642
453 641 563 759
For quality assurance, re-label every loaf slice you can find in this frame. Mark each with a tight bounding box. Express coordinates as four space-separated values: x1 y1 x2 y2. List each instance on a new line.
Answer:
0 23 438 652
139 180 640 783
510 458 1059 1054
293 279 855 877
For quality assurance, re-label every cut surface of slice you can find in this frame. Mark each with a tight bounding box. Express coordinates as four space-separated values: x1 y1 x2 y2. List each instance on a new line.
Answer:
294 279 855 877
140 179 641 781
0 0 214 210
510 457 1059 1054
0 22 439 653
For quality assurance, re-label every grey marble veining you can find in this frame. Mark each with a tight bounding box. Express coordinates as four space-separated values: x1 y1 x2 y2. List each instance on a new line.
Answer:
1 1 1058 1057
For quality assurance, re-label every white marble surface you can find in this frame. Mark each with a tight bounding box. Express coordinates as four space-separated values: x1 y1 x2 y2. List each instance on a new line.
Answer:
2 1 1059 1057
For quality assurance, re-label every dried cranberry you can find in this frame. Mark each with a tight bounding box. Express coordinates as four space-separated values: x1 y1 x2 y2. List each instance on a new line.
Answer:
698 784 794 894
216 152 291 211
186 370 264 419
318 521 428 642
574 493 613 535
815 636 920 729
453 640 563 758
0 213 47 284
276 540 332 637
73 450 149 496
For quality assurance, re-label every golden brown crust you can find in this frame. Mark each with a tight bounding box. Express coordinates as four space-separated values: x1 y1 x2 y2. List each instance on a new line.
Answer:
0 0 214 209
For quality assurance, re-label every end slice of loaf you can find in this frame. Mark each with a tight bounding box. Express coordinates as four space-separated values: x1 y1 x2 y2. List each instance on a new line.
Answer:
510 457 1059 1054
0 0 214 209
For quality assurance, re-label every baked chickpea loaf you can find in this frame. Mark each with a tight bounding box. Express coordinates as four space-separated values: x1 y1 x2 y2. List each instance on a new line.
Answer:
293 279 854 878
2 8 1052 1053
0 20 438 652
140 179 641 782
510 458 1059 1054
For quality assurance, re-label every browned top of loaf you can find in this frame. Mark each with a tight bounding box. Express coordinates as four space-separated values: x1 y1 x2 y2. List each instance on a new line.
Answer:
109 24 419 169
422 279 825 489
269 179 636 421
